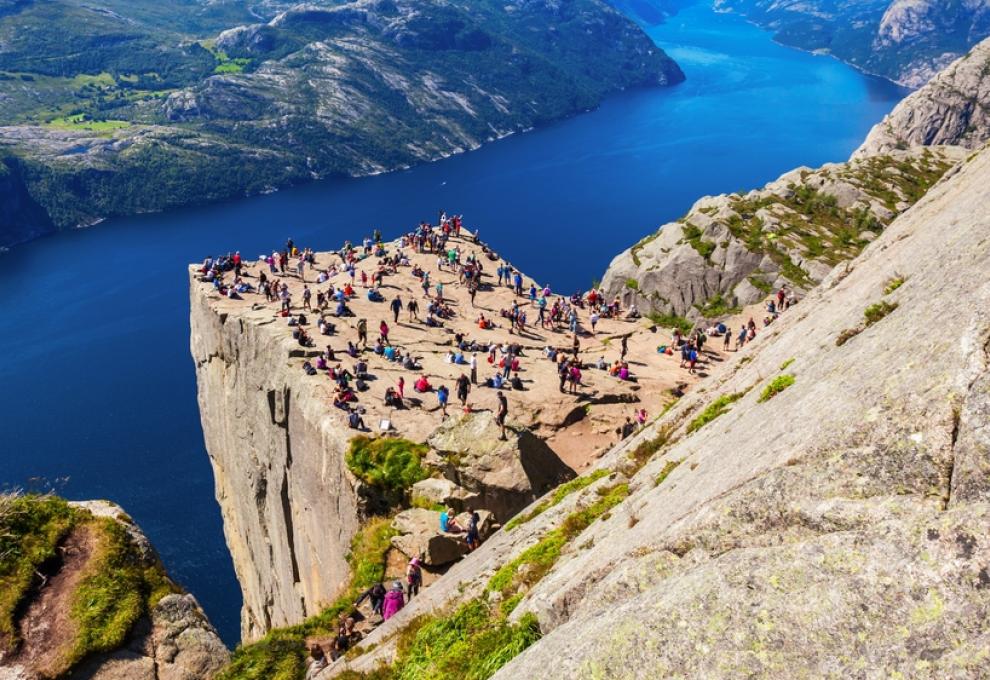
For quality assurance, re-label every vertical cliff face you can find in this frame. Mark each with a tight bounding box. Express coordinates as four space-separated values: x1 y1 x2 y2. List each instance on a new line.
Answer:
190 282 362 641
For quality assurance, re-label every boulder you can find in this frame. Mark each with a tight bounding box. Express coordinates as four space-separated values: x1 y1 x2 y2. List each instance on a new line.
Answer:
410 478 478 511
390 508 496 566
426 411 574 523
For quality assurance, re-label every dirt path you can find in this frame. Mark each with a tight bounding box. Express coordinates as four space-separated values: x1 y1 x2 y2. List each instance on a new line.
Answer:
10 523 97 679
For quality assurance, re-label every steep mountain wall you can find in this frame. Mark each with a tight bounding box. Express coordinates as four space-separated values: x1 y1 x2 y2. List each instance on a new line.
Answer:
855 36 990 157
189 287 363 641
713 0 990 86
330 141 990 678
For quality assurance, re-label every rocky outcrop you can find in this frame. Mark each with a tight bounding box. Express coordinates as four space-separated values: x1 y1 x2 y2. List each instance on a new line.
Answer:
390 508 495 566
329 138 990 680
66 594 228 680
426 412 575 523
855 36 990 157
714 0 990 86
599 145 963 320
0 499 228 680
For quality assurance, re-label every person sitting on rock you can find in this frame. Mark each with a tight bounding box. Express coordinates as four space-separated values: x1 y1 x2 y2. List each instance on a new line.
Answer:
384 387 402 408
414 375 432 393
440 507 463 534
382 581 405 621
348 410 366 430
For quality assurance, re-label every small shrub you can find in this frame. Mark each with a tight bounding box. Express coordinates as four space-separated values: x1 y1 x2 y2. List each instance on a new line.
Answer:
345 437 429 497
647 312 693 335
758 375 795 403
686 392 746 434
624 278 639 290
883 277 905 295
863 301 898 326
835 327 862 346
654 460 681 487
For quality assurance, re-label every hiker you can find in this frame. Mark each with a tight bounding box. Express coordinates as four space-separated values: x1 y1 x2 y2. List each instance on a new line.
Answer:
620 335 629 361
437 385 450 416
406 557 423 598
456 373 470 407
469 353 478 384
466 510 481 551
355 582 386 617
723 327 731 351
620 417 636 439
357 319 368 346
391 295 402 323
380 320 390 345
382 581 405 621
496 390 508 440
440 507 463 533
305 645 328 679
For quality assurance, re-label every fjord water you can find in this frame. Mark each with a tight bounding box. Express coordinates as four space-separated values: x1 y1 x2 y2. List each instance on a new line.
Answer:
0 4 905 644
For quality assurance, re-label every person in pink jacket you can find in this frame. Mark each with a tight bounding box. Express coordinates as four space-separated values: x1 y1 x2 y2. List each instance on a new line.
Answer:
382 581 405 620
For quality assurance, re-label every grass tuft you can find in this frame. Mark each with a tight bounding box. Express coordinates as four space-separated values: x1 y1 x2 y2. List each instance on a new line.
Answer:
758 375 795 403
863 301 898 326
686 392 746 434
504 470 609 531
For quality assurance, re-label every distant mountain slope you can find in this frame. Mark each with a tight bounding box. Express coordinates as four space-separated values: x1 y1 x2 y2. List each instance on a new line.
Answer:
0 0 683 249
714 0 990 86
855 36 990 157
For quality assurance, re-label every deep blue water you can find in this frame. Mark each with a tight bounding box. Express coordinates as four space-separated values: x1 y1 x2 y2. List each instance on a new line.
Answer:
0 3 905 645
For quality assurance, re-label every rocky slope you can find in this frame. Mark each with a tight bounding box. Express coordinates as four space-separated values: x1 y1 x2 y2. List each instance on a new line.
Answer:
599 145 963 321
0 0 682 249
714 0 990 86
855 36 990 157
0 496 227 680
327 139 990 679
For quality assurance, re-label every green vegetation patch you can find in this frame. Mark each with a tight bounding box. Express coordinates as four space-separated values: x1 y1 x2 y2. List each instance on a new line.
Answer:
624 278 639 291
489 483 629 597
696 293 741 319
46 114 130 134
355 600 541 680
346 436 430 498
647 312 693 335
680 223 717 261
654 459 681 487
686 392 746 434
758 375 795 403
218 517 398 680
863 301 899 327
779 358 795 371
66 518 177 670
0 494 78 645
627 425 674 474
883 277 905 295
504 469 609 531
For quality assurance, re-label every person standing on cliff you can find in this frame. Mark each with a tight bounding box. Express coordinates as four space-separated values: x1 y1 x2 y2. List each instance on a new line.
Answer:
357 318 368 347
496 390 508 440
470 353 478 385
456 373 470 408
406 557 422 599
390 295 402 323
382 582 404 621
379 320 390 345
